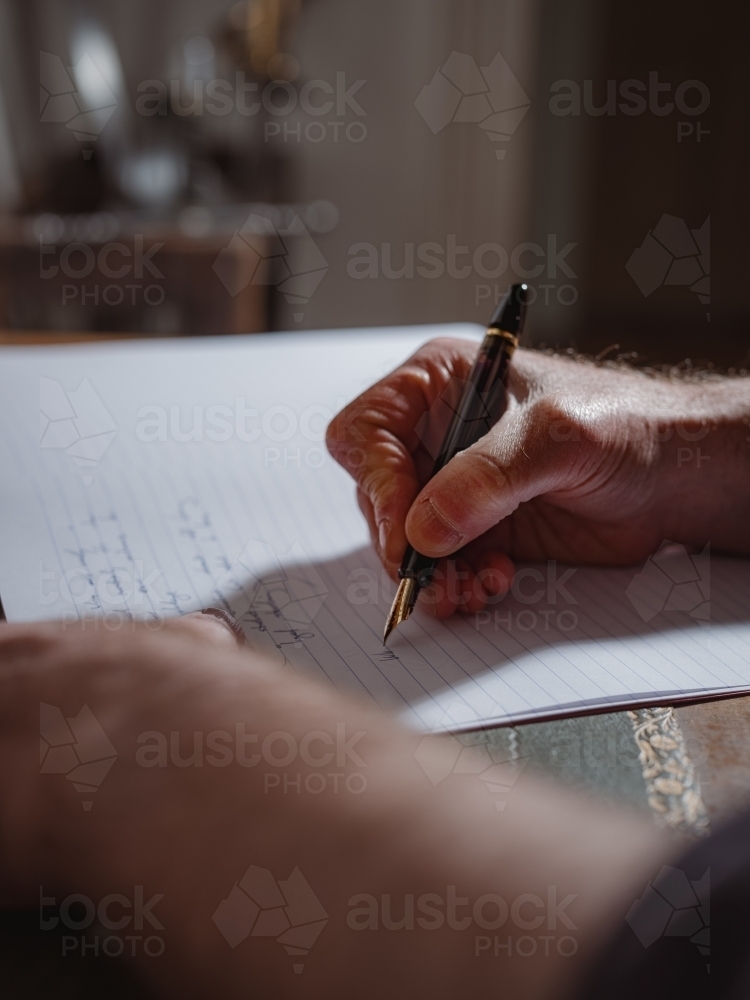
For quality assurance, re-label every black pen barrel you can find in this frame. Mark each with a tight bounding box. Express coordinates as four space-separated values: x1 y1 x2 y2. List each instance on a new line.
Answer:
431 329 515 475
398 328 516 589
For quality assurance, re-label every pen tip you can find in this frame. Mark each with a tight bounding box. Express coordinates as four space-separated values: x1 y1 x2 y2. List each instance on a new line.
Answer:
383 577 418 645
383 607 404 645
382 611 405 646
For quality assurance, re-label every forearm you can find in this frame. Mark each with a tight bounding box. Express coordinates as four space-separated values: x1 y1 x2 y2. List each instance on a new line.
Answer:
655 377 750 552
0 623 675 1000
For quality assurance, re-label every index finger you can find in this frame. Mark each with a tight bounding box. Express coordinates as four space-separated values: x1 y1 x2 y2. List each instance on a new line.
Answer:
326 337 477 573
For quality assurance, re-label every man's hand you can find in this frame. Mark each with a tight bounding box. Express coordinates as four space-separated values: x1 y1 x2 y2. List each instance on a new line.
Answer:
327 338 750 617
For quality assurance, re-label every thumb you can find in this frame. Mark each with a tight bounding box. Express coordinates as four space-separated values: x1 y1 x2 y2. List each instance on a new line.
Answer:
405 403 582 557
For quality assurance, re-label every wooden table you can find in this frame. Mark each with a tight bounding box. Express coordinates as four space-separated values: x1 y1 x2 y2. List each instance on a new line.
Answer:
0 221 268 338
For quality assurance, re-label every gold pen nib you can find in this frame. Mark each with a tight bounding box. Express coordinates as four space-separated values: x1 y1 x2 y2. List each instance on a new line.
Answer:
383 577 418 644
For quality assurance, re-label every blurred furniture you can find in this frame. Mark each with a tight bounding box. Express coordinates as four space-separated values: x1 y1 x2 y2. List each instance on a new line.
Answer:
0 216 268 337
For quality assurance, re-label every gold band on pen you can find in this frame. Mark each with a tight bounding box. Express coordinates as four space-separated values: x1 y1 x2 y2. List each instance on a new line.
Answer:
485 327 520 349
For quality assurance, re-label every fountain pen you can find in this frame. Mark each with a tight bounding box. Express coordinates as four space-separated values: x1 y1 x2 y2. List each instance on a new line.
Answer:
383 283 529 644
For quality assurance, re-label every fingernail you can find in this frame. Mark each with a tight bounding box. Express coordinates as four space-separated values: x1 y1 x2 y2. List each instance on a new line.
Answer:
408 498 463 555
378 518 391 562
200 608 246 646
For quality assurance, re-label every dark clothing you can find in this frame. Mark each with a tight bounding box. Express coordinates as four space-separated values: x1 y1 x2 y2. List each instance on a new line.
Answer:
581 808 750 1000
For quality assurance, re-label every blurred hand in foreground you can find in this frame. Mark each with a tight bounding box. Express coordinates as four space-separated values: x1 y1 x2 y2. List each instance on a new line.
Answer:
0 617 671 1000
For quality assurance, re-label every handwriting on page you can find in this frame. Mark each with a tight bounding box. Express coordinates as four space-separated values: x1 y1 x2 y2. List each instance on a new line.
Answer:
51 508 162 621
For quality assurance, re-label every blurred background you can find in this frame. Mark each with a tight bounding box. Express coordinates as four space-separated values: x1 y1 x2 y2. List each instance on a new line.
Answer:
0 0 742 365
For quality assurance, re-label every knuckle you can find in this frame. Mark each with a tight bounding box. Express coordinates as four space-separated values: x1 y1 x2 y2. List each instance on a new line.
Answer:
531 395 586 445
416 336 472 359
325 402 366 449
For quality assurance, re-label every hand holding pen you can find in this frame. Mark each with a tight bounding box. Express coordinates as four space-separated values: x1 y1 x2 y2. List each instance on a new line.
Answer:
326 285 744 638
383 284 528 640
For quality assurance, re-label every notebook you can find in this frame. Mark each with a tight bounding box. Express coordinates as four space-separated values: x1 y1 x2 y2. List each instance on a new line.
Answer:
1 326 749 733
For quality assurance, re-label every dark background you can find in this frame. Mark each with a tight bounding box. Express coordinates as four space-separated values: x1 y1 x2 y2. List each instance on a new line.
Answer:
0 0 744 365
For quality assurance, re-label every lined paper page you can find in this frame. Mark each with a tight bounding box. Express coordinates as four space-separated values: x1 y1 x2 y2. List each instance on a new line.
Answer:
1 328 749 732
